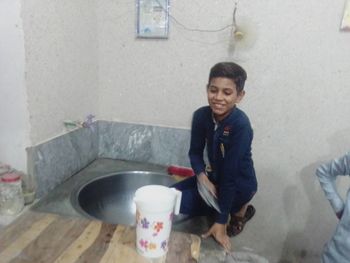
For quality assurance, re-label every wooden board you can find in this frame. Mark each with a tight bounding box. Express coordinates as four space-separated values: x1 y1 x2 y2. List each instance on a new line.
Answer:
0 211 200 263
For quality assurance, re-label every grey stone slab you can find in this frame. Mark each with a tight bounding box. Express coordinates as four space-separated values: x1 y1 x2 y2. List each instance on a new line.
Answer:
149 126 191 167
98 121 153 162
27 122 98 197
27 121 193 198
98 121 191 167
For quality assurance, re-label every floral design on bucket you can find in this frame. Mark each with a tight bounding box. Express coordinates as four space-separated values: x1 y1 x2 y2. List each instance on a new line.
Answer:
149 242 157 250
154 222 163 232
152 221 163 236
139 239 149 250
141 218 150 229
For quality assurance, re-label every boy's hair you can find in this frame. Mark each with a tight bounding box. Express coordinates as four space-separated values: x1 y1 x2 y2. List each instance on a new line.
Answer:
208 62 247 93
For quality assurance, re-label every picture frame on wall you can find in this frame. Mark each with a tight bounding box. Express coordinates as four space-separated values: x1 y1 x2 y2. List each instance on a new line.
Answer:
136 0 170 38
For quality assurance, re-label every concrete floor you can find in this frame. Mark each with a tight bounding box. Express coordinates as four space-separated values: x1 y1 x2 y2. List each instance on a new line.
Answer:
173 216 269 263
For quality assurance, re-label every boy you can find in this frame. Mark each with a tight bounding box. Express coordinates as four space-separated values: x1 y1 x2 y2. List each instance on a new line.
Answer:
173 62 257 250
316 152 350 262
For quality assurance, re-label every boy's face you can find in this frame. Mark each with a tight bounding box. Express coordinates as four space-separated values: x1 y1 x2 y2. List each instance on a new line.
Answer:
207 77 245 121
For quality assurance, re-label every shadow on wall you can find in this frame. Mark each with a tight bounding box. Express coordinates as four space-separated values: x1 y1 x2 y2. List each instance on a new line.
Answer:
279 161 328 263
326 128 350 157
279 128 350 263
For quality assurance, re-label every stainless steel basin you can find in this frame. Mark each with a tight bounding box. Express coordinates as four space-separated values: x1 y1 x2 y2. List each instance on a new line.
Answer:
70 171 185 226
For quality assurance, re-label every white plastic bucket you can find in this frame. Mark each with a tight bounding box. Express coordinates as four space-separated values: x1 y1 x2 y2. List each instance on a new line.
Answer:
134 185 182 258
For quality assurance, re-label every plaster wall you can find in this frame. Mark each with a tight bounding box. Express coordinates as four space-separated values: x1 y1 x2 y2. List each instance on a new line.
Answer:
0 0 28 171
21 0 99 145
97 0 350 261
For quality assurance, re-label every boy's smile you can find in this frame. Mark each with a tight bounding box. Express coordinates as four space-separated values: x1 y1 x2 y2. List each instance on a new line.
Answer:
207 77 245 122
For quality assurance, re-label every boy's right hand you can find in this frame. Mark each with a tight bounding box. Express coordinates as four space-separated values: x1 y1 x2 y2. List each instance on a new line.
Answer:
202 222 231 251
197 172 217 198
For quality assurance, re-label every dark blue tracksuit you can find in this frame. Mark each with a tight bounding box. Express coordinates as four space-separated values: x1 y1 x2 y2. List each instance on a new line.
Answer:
173 106 257 224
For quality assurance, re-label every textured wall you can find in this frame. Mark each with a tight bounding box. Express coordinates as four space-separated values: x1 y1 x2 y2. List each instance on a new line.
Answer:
22 0 99 145
0 0 28 171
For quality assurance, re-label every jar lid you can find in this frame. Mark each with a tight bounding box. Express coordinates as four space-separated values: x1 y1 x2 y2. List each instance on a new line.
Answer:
1 173 21 182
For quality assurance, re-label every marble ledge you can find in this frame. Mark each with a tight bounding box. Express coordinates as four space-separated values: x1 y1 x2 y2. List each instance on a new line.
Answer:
27 121 192 198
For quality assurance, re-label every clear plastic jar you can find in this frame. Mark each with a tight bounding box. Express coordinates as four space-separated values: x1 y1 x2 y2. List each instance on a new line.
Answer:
0 173 25 215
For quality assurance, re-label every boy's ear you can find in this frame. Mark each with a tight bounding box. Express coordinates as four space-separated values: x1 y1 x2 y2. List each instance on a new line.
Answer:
237 90 245 102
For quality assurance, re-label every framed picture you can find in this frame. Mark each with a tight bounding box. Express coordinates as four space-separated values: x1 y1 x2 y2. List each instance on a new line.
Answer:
136 0 170 38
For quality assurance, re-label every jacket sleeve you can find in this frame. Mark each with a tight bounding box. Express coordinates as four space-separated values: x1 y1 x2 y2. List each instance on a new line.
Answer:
188 111 206 175
316 152 350 214
216 123 253 224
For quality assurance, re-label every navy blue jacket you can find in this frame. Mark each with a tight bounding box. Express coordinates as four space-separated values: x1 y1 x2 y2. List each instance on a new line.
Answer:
189 106 257 223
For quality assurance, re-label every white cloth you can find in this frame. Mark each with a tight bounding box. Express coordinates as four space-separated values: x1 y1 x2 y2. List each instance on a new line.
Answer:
316 152 350 263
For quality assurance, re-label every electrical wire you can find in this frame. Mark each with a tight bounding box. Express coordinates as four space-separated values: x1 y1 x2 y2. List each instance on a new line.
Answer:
154 0 238 33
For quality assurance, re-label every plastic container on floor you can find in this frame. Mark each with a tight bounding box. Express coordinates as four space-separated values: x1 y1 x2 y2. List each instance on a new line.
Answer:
0 173 24 216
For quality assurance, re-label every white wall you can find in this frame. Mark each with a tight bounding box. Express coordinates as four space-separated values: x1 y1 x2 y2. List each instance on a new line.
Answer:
98 1 350 130
97 0 350 260
1 0 99 168
0 0 28 171
21 0 99 145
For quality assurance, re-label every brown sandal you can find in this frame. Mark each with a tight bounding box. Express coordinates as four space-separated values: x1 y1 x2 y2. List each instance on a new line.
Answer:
227 205 256 237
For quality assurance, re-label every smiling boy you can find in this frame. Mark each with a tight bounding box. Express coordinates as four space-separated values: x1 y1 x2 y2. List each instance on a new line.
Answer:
173 62 257 250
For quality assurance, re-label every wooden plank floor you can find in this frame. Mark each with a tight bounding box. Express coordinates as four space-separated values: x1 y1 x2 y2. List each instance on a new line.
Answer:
0 211 200 263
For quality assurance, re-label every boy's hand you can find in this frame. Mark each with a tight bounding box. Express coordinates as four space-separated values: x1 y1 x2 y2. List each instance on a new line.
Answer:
197 172 217 198
202 223 231 251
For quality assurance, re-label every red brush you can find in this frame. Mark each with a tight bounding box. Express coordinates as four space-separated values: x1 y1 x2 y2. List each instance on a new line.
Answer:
167 165 195 177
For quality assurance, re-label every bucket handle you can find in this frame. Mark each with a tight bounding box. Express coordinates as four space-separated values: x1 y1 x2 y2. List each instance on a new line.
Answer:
170 188 182 215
